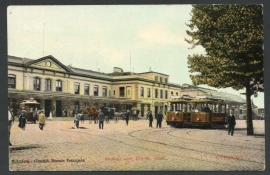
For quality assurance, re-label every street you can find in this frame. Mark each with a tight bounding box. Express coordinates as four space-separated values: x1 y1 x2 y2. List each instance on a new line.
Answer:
9 118 265 171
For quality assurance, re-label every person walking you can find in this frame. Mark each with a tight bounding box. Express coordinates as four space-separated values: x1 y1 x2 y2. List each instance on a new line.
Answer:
227 110 236 136
38 110 46 130
148 111 153 127
157 111 163 128
125 110 130 126
98 111 105 129
8 107 14 146
18 110 26 130
74 111 81 128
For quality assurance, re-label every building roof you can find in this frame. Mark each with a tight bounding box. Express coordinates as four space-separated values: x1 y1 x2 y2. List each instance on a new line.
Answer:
198 88 246 104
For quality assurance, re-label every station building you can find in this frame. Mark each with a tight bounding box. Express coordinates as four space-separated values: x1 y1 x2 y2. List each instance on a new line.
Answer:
8 55 181 117
8 55 260 119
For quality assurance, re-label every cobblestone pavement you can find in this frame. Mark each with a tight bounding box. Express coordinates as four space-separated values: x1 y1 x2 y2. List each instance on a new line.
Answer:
9 118 265 171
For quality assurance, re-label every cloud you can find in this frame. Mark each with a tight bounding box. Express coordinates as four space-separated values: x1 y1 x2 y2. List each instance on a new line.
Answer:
137 24 187 47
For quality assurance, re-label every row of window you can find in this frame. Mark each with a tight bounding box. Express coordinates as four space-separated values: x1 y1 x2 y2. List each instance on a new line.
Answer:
140 87 178 99
155 76 168 83
8 75 108 97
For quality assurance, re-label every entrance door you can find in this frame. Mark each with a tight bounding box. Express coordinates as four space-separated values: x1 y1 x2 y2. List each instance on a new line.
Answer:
141 104 145 117
155 106 158 118
45 100 52 117
56 100 62 117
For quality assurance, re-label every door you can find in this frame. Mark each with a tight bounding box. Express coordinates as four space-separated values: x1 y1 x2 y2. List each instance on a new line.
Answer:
155 106 158 119
141 104 145 117
56 100 62 117
45 100 52 117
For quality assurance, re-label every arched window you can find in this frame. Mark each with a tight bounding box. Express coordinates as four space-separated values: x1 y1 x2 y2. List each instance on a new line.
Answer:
8 74 16 88
102 86 107 97
94 85 99 96
56 80 62 92
45 79 51 91
33 77 41 91
74 82 80 94
84 84 89 95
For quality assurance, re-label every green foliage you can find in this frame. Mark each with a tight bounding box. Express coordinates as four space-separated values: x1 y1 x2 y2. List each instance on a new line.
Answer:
186 5 264 95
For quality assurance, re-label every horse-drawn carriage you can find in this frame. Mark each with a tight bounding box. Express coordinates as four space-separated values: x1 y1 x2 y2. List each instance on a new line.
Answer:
85 106 118 124
19 98 40 123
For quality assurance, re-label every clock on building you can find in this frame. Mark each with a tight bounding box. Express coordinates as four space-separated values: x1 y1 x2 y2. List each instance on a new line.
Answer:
46 61 51 67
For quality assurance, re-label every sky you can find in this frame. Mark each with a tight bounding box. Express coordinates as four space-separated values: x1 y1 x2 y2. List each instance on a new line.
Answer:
7 5 264 108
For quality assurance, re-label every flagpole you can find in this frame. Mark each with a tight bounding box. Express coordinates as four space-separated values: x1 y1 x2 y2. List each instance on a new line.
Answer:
43 23 45 56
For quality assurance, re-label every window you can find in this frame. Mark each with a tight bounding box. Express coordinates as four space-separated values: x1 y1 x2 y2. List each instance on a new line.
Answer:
8 75 16 88
119 87 125 97
160 90 163 99
113 90 115 95
74 83 80 94
74 101 80 111
171 91 173 96
147 88 150 98
155 76 158 81
140 87 144 97
165 90 168 99
155 89 158 98
127 86 132 98
45 79 51 91
33 77 41 91
94 85 99 96
84 84 89 95
165 78 168 83
102 86 107 97
160 77 163 83
56 80 62 92
176 92 178 96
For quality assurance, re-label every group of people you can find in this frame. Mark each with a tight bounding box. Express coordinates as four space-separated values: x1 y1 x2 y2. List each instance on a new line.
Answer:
17 108 46 131
8 107 46 146
146 111 164 128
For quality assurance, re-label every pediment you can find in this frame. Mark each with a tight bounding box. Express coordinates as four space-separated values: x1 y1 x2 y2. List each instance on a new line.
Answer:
25 55 72 73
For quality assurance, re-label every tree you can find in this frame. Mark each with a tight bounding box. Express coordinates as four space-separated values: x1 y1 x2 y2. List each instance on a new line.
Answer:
185 5 264 135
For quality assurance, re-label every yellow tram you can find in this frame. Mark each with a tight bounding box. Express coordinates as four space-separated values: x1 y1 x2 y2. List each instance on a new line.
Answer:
166 96 227 128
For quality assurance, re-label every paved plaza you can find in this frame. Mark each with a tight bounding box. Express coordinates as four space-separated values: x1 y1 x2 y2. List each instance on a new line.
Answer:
9 118 265 171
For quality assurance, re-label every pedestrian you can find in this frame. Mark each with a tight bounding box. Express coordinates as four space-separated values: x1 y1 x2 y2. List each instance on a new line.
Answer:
125 110 130 126
38 110 46 130
33 108 38 124
227 110 236 136
156 111 163 128
98 111 105 129
148 111 153 127
8 107 14 146
74 111 81 128
18 109 26 130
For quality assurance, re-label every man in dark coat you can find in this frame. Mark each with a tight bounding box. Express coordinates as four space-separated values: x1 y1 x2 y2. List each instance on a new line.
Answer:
227 110 236 136
125 110 130 126
156 111 163 128
98 111 105 129
148 111 153 127
18 110 26 130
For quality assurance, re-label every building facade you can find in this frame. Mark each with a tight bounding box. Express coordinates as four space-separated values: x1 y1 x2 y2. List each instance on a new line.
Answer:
8 55 181 117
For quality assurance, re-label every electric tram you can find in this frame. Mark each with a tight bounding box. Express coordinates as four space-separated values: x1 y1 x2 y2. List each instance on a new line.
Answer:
166 96 227 128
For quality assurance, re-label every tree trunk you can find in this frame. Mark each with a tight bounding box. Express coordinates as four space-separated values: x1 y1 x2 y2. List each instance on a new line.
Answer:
246 79 254 135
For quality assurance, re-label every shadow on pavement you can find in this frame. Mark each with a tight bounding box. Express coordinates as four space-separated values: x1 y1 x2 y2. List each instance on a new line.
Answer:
10 144 40 152
70 127 88 129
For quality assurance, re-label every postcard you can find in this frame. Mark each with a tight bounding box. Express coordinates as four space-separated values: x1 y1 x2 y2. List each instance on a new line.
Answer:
7 5 265 171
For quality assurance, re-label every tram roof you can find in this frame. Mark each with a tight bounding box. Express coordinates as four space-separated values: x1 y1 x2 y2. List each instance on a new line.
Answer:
166 99 191 103
190 99 226 104
20 99 40 105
